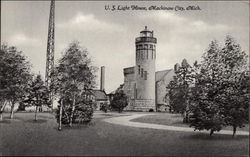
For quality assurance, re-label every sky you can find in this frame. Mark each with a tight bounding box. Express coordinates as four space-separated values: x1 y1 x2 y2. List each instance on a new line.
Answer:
1 1 249 93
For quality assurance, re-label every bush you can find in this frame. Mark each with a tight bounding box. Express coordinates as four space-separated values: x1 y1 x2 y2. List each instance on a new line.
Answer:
110 90 128 112
149 109 154 112
100 102 109 113
55 98 94 125
17 102 26 111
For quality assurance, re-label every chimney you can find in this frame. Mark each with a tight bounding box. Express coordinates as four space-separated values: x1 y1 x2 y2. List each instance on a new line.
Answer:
100 66 105 91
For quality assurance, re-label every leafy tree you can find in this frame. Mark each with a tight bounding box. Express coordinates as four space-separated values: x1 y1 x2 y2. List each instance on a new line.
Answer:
0 44 32 119
0 100 9 121
190 37 249 136
53 41 96 129
168 77 186 113
217 36 249 136
110 90 128 113
22 74 50 121
190 40 226 136
167 59 194 122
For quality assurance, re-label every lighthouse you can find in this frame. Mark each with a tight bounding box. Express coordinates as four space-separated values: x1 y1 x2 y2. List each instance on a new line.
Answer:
134 26 157 111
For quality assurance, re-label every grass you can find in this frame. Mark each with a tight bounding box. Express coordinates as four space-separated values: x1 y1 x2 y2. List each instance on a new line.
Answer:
131 112 249 132
0 112 249 156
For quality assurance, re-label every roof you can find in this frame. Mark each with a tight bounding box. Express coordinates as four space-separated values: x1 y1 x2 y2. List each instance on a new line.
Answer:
123 66 135 75
91 90 108 100
155 69 173 82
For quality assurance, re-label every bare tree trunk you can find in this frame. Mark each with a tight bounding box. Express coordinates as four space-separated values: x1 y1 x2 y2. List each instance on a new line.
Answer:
58 99 63 131
35 106 38 121
69 94 76 127
186 101 190 123
183 111 187 123
210 130 214 136
0 101 8 121
10 102 15 119
232 125 237 137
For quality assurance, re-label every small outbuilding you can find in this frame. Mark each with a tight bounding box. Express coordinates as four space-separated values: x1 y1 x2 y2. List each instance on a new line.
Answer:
90 90 109 110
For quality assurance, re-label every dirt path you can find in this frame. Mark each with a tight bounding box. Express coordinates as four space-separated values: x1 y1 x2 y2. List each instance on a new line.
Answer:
103 113 249 136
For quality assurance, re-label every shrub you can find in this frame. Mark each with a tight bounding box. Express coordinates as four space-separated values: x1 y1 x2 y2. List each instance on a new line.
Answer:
149 109 154 112
100 102 109 113
55 98 94 125
110 90 128 112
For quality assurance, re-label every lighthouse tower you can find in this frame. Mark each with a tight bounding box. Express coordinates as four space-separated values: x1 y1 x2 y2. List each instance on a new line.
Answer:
134 26 157 111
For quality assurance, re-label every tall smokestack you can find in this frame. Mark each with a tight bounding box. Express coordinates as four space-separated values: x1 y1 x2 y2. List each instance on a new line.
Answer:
100 66 105 91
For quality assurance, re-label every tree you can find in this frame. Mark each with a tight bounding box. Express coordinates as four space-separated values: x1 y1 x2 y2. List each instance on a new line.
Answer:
53 41 96 129
168 77 186 113
110 90 128 113
23 74 50 121
0 101 9 121
217 36 249 136
0 44 11 120
0 44 32 119
190 40 226 136
167 59 194 122
190 37 249 136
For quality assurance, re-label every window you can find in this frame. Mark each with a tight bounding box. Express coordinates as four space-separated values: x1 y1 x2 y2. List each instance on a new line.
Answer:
141 68 143 77
144 71 147 80
135 87 137 99
138 65 140 74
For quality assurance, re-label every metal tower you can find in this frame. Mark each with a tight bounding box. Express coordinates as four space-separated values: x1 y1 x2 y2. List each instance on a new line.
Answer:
45 0 55 108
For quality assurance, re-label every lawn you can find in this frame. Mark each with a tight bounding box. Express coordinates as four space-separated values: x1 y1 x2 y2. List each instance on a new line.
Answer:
0 112 249 156
131 112 250 132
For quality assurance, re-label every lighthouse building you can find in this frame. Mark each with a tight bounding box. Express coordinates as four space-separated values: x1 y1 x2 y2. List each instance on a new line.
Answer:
123 27 175 112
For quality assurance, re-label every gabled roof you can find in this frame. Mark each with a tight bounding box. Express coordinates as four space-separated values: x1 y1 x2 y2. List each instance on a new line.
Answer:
155 69 173 82
91 90 107 100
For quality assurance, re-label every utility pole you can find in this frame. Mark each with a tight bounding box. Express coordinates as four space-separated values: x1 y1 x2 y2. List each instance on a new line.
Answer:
45 0 55 110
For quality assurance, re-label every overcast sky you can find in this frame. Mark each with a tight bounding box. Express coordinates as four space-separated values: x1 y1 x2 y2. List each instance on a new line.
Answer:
1 1 249 93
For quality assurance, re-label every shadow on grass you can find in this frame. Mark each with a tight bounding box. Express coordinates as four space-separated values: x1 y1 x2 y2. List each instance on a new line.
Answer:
184 132 247 140
172 121 189 126
0 117 24 124
53 121 96 131
169 114 183 118
25 119 48 124
2 117 23 121
96 114 114 117
38 115 55 120
0 120 11 124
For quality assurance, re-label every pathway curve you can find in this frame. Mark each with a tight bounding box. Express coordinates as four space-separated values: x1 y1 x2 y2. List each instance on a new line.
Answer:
103 113 249 136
